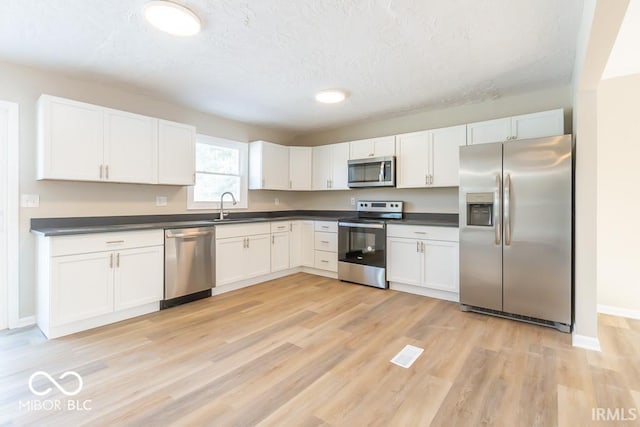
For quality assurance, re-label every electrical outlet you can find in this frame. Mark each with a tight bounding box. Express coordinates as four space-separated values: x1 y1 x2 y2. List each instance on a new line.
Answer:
156 196 168 207
275 198 280 206
350 197 356 206
21 194 40 208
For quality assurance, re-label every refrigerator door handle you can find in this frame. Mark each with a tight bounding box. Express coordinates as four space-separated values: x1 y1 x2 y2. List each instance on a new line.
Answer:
504 173 511 246
494 174 501 245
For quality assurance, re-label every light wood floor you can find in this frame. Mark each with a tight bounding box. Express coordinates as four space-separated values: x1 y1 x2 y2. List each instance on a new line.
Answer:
1 273 639 426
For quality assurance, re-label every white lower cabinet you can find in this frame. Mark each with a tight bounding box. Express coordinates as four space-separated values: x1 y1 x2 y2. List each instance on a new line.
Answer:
289 221 314 268
313 221 338 272
271 231 290 272
386 225 459 302
114 246 164 311
300 221 315 267
37 230 164 338
215 227 271 286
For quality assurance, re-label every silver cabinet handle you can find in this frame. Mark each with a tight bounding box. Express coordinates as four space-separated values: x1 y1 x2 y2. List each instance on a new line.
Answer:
494 174 502 245
425 175 428 185
504 173 511 246
289 223 293 232
271 235 275 244
413 231 427 235
421 242 425 253
321 259 329 263
321 240 329 244
109 253 113 268
116 253 120 268
106 240 125 244
416 241 420 252
99 165 104 179
105 165 109 179
246 237 250 248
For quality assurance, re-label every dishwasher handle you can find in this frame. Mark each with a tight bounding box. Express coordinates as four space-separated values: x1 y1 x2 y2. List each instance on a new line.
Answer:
165 229 215 239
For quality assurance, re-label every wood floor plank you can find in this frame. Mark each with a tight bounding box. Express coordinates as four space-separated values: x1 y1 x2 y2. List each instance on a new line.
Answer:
1 273 638 426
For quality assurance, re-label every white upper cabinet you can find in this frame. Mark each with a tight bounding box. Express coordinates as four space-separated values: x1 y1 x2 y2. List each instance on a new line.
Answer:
396 125 465 188
330 142 350 190
157 119 196 185
466 117 512 146
349 136 395 159
289 146 312 190
510 109 564 140
430 125 467 187
396 130 430 188
467 109 564 145
104 109 157 184
312 144 333 190
249 141 290 190
37 95 104 181
312 143 349 190
37 95 196 185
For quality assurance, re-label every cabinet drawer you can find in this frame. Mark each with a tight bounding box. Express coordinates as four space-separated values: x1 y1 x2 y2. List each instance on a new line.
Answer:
386 224 459 242
51 230 164 257
314 250 337 272
270 221 291 233
314 221 337 233
314 232 337 252
215 222 270 239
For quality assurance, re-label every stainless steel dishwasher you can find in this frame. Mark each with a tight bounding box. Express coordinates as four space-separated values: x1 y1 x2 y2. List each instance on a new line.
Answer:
162 226 215 309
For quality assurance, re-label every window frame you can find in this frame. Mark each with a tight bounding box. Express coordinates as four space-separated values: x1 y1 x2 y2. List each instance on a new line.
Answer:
187 134 248 210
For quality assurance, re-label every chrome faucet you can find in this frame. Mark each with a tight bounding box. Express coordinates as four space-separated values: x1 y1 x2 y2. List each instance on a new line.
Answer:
219 192 237 220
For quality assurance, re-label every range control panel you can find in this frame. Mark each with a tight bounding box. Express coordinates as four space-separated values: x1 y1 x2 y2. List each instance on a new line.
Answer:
356 200 403 213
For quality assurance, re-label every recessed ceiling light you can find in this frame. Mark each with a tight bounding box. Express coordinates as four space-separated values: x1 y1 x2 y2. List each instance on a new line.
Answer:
144 1 201 37
315 89 348 104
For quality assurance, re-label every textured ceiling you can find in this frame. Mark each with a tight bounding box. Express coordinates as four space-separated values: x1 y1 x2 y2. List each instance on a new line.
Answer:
0 0 583 132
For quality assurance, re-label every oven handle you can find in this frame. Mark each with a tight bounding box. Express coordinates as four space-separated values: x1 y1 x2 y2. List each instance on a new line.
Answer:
338 222 385 229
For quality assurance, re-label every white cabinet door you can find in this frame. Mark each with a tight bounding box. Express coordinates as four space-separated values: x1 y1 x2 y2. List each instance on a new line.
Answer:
113 246 163 311
289 147 312 190
51 252 114 325
422 240 459 293
301 221 315 267
396 130 430 188
104 110 157 184
289 222 301 267
511 109 564 140
312 145 332 190
158 119 195 185
349 136 395 159
246 234 271 279
38 96 104 181
330 142 350 190
262 142 290 190
386 238 422 286
215 237 246 286
466 118 511 145
430 125 466 187
271 232 290 272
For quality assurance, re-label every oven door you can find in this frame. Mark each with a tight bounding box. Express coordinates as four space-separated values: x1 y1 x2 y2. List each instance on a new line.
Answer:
338 222 386 268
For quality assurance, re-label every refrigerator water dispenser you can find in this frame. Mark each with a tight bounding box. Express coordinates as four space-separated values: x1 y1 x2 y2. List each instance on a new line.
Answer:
466 193 494 226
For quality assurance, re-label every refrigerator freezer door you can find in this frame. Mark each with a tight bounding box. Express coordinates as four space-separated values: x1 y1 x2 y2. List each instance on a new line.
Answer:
459 142 503 311
502 135 572 324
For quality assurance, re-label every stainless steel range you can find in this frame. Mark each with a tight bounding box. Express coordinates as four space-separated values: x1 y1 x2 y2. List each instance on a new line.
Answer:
338 200 403 289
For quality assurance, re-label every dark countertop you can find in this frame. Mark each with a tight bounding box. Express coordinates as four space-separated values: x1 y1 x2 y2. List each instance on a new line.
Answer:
31 211 458 237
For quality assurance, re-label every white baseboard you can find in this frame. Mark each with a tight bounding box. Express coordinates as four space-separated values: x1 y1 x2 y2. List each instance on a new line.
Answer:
572 331 601 352
597 304 640 320
389 282 459 303
14 315 36 329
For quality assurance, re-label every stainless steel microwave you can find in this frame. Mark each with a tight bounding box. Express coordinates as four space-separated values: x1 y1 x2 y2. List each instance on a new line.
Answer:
347 156 395 188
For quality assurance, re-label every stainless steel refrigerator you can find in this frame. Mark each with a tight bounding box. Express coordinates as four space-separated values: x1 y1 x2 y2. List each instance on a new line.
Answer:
459 135 572 332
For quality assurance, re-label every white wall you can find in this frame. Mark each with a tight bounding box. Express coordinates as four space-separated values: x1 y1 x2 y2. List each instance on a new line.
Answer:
0 60 300 319
597 74 640 316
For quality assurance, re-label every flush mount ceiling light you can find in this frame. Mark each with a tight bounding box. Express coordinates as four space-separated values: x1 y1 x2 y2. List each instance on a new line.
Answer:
144 1 201 36
315 89 348 104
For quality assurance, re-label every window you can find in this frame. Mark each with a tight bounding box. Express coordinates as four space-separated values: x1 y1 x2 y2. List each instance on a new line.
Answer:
187 134 248 210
